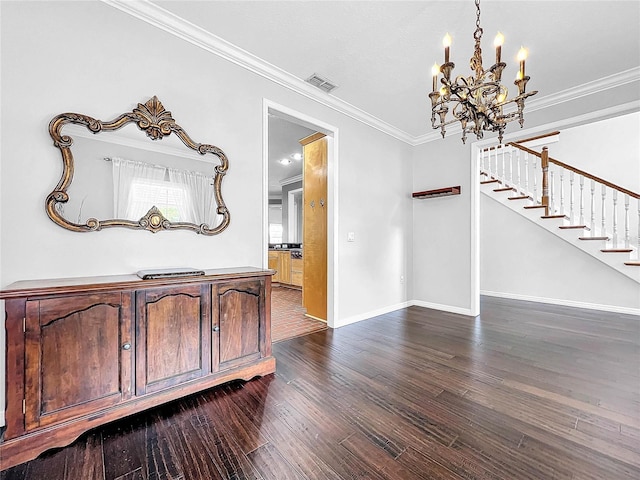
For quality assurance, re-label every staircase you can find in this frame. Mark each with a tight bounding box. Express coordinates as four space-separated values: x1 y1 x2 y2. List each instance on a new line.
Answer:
479 133 640 284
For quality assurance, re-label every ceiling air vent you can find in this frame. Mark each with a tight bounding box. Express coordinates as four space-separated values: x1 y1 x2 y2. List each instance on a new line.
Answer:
305 73 338 93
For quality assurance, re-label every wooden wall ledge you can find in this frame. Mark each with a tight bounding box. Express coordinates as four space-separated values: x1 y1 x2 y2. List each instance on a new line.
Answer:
412 186 460 199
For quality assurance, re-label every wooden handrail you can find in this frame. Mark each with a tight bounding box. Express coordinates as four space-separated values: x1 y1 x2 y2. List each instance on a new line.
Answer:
508 142 640 199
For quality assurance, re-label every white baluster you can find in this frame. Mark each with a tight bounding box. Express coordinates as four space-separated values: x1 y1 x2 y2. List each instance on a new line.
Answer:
579 175 585 226
549 170 555 214
515 150 522 195
533 160 538 203
637 203 640 259
523 153 529 196
559 169 565 216
590 180 596 235
624 194 630 249
569 171 575 224
580 177 596 232
485 148 490 175
601 185 607 237
489 148 494 179
501 146 506 184
507 149 513 187
612 190 618 248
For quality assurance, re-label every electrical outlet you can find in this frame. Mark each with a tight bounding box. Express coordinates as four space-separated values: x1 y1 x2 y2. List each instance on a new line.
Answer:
400 275 405 284
347 232 355 242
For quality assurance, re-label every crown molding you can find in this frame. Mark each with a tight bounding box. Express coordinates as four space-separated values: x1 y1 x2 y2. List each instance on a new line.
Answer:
102 0 415 145
103 1 639 148
280 174 303 186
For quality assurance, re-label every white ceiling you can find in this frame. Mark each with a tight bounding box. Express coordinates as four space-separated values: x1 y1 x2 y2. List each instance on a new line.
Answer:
267 116 316 197
153 0 640 140
117 1 639 196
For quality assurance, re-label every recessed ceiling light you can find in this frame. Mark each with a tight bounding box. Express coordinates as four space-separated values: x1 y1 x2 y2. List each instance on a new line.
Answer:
279 158 291 165
291 153 302 161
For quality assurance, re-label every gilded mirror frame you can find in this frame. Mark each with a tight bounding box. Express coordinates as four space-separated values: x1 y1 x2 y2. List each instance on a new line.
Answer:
47 96 230 234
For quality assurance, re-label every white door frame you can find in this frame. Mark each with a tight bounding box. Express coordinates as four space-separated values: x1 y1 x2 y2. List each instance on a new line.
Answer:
288 187 303 244
262 99 339 328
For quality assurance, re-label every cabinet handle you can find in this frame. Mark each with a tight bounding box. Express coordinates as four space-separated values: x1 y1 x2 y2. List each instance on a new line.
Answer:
213 326 220 332
122 343 131 350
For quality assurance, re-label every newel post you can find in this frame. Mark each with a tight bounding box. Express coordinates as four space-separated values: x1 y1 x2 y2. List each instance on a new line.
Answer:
541 147 549 216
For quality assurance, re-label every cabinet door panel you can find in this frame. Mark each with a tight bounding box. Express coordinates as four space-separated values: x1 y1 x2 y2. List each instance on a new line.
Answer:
136 284 210 395
216 280 263 369
268 252 280 282
25 292 131 431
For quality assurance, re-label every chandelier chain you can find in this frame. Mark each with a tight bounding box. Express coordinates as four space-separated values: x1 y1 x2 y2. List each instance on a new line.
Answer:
471 0 484 77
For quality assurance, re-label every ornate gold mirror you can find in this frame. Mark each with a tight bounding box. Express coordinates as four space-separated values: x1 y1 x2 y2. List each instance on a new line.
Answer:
47 96 230 234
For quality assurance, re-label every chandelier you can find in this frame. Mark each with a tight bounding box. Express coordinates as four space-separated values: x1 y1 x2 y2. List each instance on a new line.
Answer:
429 0 537 144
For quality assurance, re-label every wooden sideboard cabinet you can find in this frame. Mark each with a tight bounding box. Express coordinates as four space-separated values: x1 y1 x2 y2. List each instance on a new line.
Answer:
0 267 275 471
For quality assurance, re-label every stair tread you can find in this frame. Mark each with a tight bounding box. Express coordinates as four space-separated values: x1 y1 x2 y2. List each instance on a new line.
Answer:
579 236 610 240
481 179 500 185
508 196 530 200
624 261 640 266
493 187 515 192
523 205 546 209
541 215 567 219
559 225 588 230
601 249 634 253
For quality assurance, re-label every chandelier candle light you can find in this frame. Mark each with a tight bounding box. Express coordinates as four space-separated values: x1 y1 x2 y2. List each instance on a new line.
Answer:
429 0 537 144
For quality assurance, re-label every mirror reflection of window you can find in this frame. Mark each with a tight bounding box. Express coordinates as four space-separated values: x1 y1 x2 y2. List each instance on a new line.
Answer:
128 179 189 222
112 157 217 226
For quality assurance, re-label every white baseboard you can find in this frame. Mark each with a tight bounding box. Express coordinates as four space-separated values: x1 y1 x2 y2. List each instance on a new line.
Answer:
480 290 640 316
409 300 475 317
0 411 4 427
335 301 413 328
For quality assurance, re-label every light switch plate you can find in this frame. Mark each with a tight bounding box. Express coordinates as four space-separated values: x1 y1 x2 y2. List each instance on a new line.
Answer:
347 232 355 242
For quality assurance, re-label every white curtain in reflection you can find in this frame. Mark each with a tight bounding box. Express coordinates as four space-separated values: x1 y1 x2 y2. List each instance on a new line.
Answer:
167 167 218 227
112 157 166 220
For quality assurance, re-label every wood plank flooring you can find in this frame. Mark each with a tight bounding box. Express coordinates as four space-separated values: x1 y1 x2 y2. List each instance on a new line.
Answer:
2 296 639 479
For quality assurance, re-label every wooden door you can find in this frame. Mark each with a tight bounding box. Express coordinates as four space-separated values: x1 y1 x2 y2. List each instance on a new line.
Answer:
300 133 327 321
24 292 133 431
136 284 210 395
214 279 264 370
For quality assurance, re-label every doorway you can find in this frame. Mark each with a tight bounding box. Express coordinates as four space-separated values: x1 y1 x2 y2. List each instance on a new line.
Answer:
263 100 338 335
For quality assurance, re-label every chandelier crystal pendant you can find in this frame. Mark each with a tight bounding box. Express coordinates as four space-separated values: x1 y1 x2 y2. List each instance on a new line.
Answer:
429 0 537 144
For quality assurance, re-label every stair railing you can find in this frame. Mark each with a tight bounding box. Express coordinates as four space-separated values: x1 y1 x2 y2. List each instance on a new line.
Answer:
479 141 640 260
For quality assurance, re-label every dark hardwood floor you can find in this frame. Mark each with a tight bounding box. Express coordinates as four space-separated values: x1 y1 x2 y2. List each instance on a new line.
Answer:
2 296 639 479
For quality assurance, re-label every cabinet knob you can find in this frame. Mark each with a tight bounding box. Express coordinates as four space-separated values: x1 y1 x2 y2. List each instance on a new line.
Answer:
122 343 131 350
213 326 220 332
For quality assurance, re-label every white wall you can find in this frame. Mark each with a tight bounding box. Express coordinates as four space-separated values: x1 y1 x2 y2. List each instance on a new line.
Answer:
0 1 413 422
551 112 640 193
411 136 474 314
481 194 640 312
